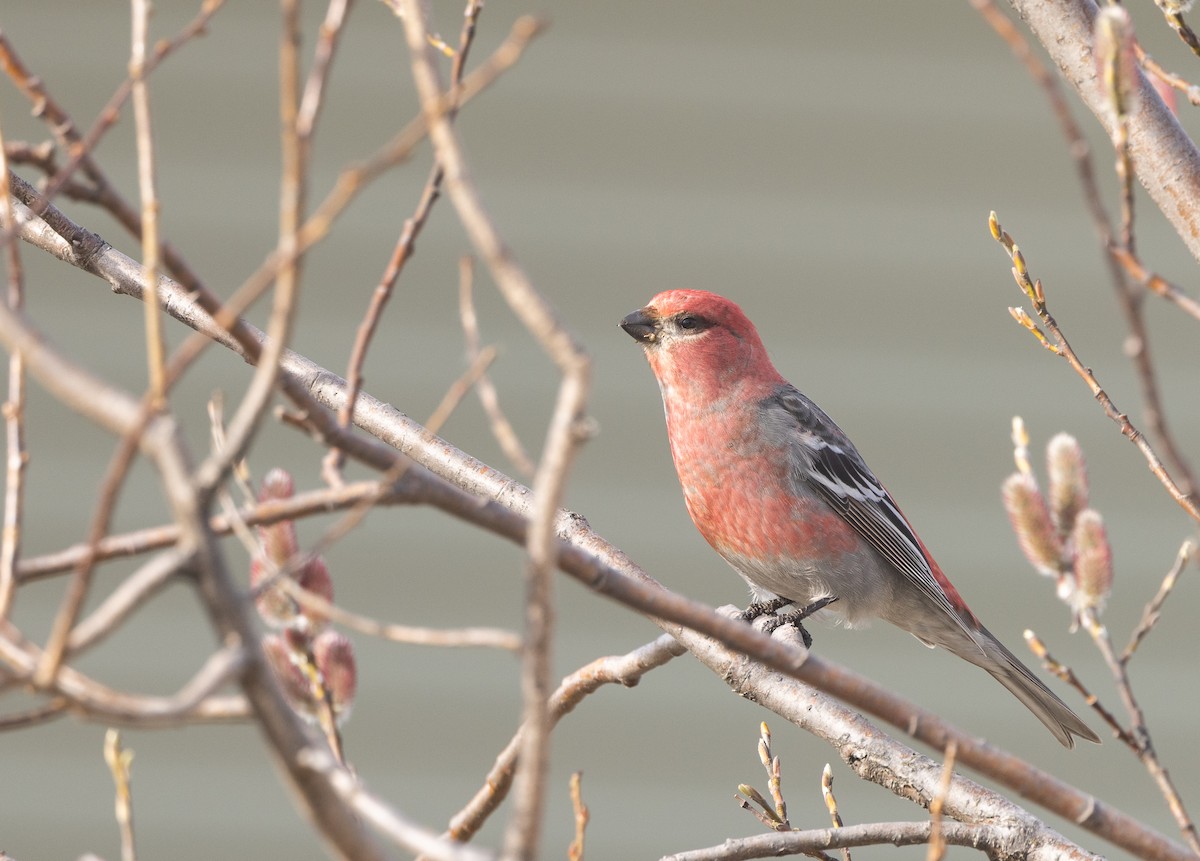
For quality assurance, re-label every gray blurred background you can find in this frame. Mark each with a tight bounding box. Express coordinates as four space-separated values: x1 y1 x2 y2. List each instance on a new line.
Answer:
1 2 1198 859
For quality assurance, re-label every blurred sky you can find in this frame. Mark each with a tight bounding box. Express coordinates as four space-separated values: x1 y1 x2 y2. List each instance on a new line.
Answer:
1 3 1199 860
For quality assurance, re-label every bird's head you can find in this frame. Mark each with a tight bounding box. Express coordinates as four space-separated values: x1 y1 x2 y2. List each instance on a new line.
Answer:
620 290 783 401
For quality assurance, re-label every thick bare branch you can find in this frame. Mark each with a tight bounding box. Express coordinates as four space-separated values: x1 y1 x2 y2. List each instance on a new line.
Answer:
661 821 1072 861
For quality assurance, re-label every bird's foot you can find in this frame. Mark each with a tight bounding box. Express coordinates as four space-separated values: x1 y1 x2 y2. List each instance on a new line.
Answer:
739 597 792 623
760 596 839 649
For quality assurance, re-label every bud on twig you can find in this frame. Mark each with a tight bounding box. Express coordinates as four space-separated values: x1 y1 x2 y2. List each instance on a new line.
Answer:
314 629 358 720
258 468 299 564
1095 5 1140 125
251 468 335 629
1011 416 1032 476
1070 509 1113 615
1001 472 1062 577
262 630 359 725
1046 432 1089 536
297 557 335 629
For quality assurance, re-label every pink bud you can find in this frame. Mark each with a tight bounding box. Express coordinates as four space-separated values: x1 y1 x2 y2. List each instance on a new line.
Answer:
257 469 300 566
1001 472 1063 577
1046 433 1088 535
250 469 338 630
1071 509 1113 614
258 522 299 571
297 557 335 629
314 630 357 722
258 468 295 502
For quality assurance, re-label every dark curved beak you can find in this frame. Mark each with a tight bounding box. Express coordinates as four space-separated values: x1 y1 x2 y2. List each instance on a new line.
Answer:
620 308 658 344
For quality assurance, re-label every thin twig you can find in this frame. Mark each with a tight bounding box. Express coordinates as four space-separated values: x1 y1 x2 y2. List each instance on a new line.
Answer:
970 0 1114 260
16 479 417 581
1123 540 1193 662
927 742 957 861
208 393 254 502
67 548 193 655
299 635 347 767
1109 246 1200 323
296 0 354 142
735 722 791 832
1136 45 1200 106
459 256 534 477
1 621 250 726
0 696 69 730
1153 2 1200 58
437 635 685 852
0 116 26 624
130 0 167 408
1023 631 1131 746
104 729 137 861
567 772 588 861
33 431 142 688
760 725 787 830
1082 609 1200 853
822 764 849 861
7 0 225 681
5 20 546 499
325 0 483 484
282 579 521 651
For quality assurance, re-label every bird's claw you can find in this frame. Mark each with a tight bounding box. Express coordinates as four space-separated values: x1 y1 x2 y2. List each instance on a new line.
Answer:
744 596 839 650
739 597 791 622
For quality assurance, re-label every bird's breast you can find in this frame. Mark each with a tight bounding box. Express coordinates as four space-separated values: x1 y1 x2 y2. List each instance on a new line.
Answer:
667 408 860 566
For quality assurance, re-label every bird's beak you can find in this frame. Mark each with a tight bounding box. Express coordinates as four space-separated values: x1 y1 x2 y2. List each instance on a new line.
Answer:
620 308 658 344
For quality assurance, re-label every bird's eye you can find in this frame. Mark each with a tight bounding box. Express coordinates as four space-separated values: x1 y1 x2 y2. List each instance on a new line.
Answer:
678 315 701 330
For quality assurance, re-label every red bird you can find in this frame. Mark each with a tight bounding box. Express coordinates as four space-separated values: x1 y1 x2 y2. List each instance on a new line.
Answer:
621 289 1098 747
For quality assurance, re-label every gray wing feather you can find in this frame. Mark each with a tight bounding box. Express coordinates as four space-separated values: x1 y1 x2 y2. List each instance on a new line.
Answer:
764 386 964 621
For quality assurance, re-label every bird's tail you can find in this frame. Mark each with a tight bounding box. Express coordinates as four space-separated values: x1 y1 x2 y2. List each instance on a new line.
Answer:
958 624 1100 748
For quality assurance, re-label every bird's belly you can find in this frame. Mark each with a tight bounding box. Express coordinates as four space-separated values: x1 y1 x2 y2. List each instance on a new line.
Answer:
682 481 893 625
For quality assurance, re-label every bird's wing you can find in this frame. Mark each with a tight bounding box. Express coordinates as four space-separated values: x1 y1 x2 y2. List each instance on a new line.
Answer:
765 386 968 625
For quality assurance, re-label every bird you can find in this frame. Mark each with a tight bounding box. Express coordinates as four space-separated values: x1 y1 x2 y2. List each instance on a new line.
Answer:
620 288 1099 748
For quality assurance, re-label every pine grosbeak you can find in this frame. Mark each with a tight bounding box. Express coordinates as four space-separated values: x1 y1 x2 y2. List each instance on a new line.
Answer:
621 289 1098 747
